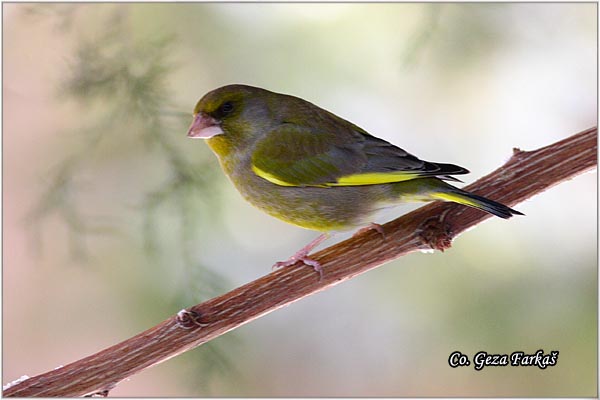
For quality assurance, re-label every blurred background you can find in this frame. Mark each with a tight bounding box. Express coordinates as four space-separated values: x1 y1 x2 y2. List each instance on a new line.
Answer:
3 3 597 396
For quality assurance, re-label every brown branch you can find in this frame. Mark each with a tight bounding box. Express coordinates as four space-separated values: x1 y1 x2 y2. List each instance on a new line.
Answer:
4 127 597 397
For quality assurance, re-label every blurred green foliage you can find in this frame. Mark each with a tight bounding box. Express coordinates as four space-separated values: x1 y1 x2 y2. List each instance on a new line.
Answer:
21 4 234 393
24 3 221 287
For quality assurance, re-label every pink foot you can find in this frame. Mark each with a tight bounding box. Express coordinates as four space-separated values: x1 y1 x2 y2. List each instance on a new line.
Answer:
272 233 331 280
273 253 323 281
354 223 386 239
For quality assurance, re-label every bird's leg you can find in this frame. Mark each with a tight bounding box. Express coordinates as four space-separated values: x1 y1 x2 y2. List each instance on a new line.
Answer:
353 222 386 239
273 233 332 280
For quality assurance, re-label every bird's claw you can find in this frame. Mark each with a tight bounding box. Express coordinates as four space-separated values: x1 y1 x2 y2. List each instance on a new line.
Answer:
273 255 324 281
272 233 329 280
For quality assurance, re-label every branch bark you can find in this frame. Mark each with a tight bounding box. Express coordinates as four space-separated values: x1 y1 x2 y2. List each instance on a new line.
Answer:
4 127 597 397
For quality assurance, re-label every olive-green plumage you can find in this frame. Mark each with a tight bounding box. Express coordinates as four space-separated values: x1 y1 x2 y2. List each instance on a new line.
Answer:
188 84 522 233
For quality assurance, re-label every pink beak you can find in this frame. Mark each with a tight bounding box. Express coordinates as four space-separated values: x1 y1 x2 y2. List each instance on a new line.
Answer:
187 113 223 139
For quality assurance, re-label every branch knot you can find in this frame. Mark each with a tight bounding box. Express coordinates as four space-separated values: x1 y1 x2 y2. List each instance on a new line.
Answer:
176 309 209 330
417 215 454 251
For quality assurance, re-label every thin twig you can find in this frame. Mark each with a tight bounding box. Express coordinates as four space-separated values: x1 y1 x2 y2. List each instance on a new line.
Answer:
4 127 597 397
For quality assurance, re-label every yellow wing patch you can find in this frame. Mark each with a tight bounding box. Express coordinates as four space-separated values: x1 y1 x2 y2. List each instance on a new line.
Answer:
252 165 297 186
253 165 424 187
327 172 422 186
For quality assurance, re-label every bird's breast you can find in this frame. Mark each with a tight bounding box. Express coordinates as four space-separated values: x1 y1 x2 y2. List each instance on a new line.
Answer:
218 155 391 232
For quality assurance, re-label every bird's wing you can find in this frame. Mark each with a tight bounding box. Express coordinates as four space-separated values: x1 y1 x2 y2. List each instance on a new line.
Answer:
251 123 469 187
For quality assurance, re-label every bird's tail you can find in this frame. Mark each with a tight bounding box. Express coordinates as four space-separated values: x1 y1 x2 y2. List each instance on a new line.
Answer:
431 190 523 219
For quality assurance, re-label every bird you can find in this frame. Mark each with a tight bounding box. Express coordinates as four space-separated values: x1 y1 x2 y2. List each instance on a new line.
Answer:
187 84 522 278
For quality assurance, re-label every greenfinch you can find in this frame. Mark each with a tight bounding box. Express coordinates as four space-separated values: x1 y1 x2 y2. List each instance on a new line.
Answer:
188 84 522 277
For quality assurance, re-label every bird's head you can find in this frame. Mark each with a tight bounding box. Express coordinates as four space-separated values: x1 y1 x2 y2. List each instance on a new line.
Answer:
188 84 282 154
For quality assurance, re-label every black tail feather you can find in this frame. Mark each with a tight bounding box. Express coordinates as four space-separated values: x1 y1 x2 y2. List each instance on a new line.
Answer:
459 192 524 219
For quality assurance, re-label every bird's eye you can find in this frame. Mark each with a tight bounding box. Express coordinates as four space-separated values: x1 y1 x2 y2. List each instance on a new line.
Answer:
220 101 234 115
